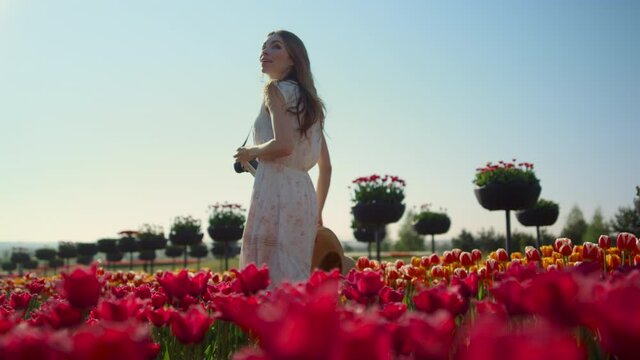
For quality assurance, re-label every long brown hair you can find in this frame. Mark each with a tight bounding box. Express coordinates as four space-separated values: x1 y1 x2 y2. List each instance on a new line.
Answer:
265 30 325 137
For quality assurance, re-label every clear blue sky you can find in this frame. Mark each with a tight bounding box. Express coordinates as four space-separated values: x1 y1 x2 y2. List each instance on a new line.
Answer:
1 1 638 245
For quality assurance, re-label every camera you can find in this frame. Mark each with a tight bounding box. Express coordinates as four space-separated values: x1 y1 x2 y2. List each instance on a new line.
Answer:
234 159 259 173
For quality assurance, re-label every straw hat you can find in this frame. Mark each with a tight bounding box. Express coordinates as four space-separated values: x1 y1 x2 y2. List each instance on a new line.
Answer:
311 226 355 275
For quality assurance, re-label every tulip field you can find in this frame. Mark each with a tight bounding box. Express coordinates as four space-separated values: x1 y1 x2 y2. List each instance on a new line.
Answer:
0 233 639 359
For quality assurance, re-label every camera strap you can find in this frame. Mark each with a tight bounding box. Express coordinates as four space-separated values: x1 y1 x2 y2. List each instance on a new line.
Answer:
241 125 253 147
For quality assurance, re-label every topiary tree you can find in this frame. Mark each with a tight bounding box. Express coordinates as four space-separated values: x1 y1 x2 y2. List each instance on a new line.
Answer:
189 243 209 270
35 248 57 275
138 250 157 273
169 216 203 269
97 238 119 270
137 224 167 273
10 251 30 276
2 262 17 275
23 260 39 271
165 245 184 270
117 231 139 270
58 242 78 269
49 258 64 272
76 243 98 266
106 251 124 270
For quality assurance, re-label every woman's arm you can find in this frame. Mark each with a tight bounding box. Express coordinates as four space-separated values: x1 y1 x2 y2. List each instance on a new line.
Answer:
234 85 295 163
316 133 332 226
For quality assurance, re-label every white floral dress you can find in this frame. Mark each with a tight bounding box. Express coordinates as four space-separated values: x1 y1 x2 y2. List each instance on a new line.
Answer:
240 80 322 284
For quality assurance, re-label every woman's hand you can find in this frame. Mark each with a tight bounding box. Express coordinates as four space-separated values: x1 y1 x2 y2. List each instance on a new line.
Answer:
234 147 257 163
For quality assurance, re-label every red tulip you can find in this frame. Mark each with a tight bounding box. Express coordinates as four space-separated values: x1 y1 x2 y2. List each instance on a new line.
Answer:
429 253 441 265
485 258 499 274
26 279 45 295
419 256 430 268
598 235 611 249
459 317 585 360
62 264 101 309
35 299 83 329
490 278 529 316
379 302 407 321
525 247 540 262
431 265 444 278
134 285 152 300
392 311 455 360
443 251 456 264
559 243 572 257
617 232 637 252
9 291 32 310
554 238 572 253
582 242 598 261
471 249 482 262
459 252 473 267
170 307 214 344
495 248 508 262
150 291 167 308
147 307 173 327
73 323 157 360
453 267 468 279
94 297 144 323
378 286 404 304
232 263 270 295
356 270 384 297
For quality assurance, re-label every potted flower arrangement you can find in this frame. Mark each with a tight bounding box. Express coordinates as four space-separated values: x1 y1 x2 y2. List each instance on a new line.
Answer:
413 204 451 235
207 203 246 243
351 219 385 259
516 199 559 227
413 204 451 254
169 215 204 268
635 186 640 215
473 160 541 211
351 174 406 225
516 198 559 250
351 174 405 261
474 160 541 255
137 224 167 273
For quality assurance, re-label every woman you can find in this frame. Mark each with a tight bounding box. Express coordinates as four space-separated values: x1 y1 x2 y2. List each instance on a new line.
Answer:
233 30 332 285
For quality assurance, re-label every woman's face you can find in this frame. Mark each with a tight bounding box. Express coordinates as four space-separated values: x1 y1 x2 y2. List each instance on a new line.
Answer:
260 34 294 80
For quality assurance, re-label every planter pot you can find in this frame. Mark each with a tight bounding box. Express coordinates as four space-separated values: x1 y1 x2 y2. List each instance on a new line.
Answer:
353 227 385 243
474 182 541 211
352 202 405 226
212 242 240 257
169 232 204 246
516 207 559 227
413 216 451 235
208 226 244 242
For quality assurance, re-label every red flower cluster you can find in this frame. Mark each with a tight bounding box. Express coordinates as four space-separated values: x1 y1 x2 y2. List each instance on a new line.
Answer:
0 232 639 360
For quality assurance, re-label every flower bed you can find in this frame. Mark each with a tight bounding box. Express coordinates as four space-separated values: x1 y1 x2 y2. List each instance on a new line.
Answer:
1 233 639 359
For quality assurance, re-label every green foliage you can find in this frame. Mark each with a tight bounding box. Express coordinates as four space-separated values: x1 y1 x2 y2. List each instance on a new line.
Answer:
451 230 476 252
208 203 246 228
561 205 588 245
413 211 450 223
394 210 425 251
473 160 539 187
475 228 503 252
137 224 165 241
351 174 405 204
582 208 610 243
510 231 536 252
636 186 640 197
170 215 201 235
610 206 640 235
533 198 559 212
